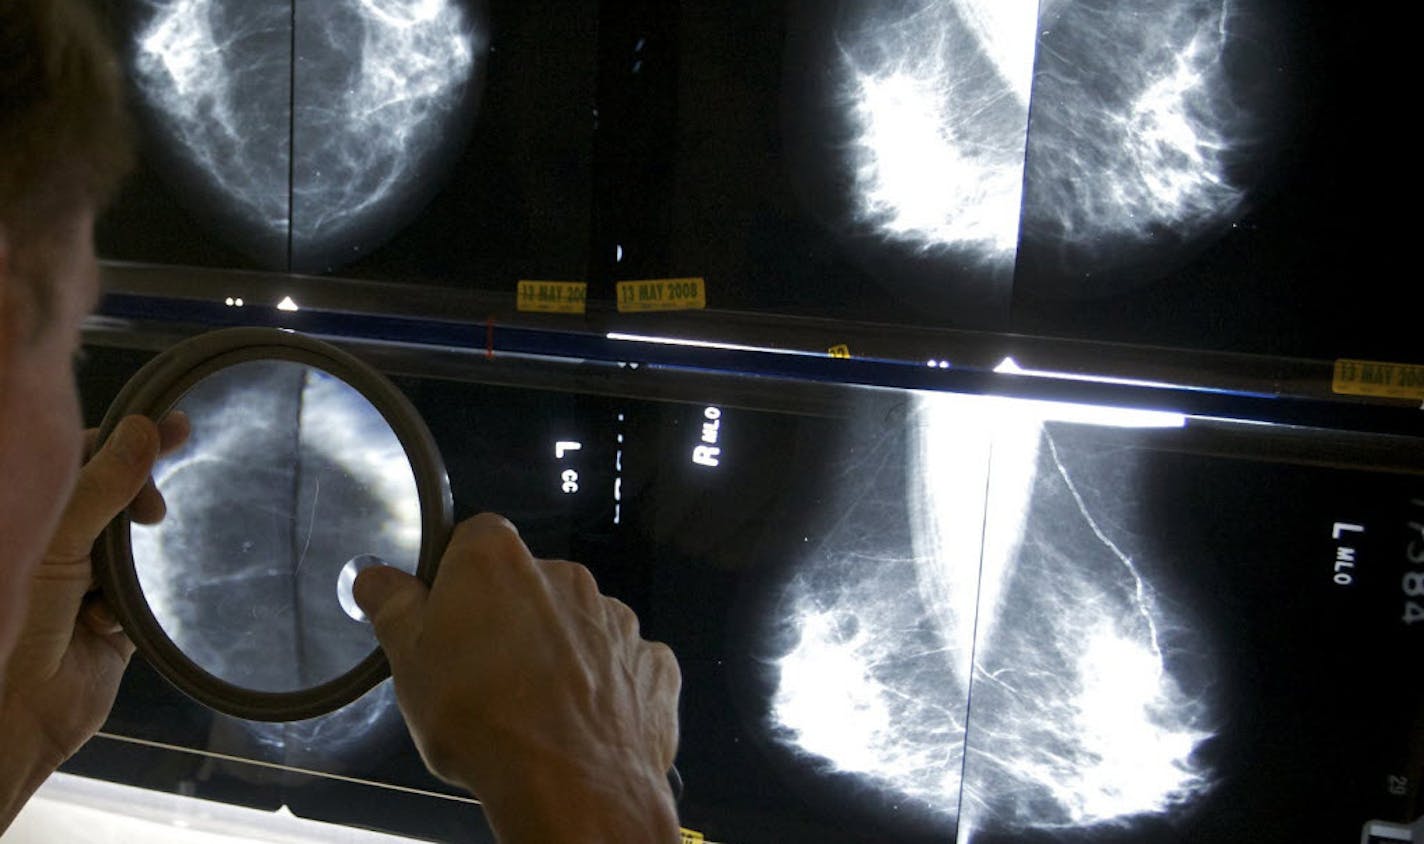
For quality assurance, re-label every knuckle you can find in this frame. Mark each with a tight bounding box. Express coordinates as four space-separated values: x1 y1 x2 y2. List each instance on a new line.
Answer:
645 641 682 691
543 559 600 601
605 597 640 637
453 512 519 542
448 515 532 568
569 562 599 595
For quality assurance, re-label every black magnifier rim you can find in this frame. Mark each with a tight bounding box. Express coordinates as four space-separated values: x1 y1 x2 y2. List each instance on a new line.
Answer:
94 327 453 722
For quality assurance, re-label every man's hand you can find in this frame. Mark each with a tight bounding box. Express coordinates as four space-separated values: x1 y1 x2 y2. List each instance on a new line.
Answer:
354 513 682 844
0 413 188 830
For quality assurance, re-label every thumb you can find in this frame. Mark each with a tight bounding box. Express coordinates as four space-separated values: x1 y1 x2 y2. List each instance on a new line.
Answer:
47 415 160 563
16 417 157 680
354 565 427 665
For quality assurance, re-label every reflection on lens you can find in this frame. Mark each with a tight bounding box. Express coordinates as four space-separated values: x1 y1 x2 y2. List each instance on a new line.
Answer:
131 360 422 693
337 554 388 623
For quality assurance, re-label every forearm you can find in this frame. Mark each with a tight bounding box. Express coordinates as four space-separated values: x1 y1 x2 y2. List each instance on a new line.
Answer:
0 713 61 834
0 759 49 834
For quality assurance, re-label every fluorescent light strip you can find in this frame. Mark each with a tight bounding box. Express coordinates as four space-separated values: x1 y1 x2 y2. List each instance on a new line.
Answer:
606 332 808 356
999 396 1186 429
994 356 1185 392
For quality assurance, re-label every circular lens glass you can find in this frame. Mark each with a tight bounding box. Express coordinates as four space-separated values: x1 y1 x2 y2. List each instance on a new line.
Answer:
130 359 422 694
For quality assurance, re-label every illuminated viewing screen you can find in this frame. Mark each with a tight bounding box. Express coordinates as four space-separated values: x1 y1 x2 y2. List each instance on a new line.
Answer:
94 0 1403 360
73 344 1424 843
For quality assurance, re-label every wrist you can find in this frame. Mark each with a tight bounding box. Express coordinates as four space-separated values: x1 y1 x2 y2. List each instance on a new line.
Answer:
0 697 64 833
473 746 678 844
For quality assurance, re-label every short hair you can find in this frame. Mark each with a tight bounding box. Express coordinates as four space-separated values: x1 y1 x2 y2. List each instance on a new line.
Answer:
0 0 132 327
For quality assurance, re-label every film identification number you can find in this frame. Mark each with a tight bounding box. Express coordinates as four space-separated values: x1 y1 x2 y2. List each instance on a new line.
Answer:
1405 500 1424 625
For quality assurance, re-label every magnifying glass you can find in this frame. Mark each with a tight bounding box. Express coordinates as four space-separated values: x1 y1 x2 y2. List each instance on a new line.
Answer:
92 327 687 804
93 327 453 722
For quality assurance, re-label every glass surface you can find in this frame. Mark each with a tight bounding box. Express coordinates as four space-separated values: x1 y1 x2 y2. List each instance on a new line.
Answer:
131 360 422 694
77 345 1424 843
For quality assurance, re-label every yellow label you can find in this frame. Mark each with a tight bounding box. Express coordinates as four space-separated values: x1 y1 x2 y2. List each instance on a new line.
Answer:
679 830 705 844
517 280 586 314
827 344 851 359
1332 359 1424 400
616 277 706 313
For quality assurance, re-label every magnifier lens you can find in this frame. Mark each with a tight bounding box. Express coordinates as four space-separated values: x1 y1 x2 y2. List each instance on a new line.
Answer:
95 328 451 721
131 360 421 695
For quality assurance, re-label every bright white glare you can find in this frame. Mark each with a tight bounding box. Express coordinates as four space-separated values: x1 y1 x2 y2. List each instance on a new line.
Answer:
953 2 1037 102
771 389 1213 833
842 0 1038 255
995 356 1189 395
993 395 1185 430
277 296 300 312
606 332 805 356
15 771 425 844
